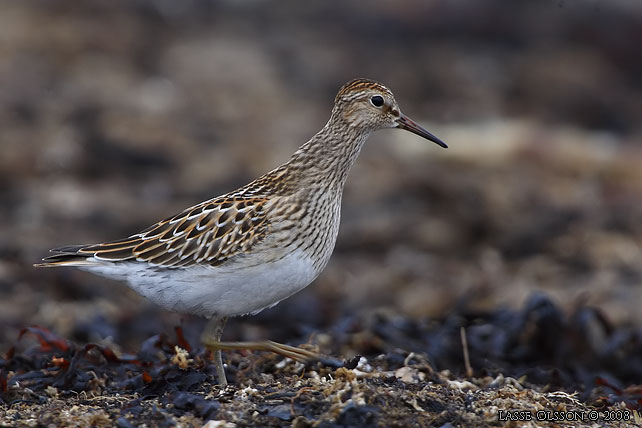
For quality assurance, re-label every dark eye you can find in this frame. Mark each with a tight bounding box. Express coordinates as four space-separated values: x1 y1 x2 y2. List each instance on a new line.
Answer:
370 95 384 107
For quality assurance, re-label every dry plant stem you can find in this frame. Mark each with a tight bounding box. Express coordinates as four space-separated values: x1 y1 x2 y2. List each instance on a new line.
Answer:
460 326 473 377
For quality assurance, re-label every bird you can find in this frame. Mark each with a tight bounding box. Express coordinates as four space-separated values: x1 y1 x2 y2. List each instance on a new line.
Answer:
35 78 447 385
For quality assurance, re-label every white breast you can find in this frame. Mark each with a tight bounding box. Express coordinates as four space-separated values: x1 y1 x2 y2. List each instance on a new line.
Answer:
82 249 319 318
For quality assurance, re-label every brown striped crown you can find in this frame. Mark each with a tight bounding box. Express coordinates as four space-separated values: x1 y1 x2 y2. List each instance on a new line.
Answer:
334 78 393 103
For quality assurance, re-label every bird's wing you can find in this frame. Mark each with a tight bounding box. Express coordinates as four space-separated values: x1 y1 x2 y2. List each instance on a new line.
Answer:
38 196 270 268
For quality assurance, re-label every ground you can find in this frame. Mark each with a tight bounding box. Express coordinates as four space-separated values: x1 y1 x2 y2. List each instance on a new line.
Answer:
1 1 642 427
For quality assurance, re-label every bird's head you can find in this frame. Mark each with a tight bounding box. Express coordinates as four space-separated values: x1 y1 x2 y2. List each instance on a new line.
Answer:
333 78 447 148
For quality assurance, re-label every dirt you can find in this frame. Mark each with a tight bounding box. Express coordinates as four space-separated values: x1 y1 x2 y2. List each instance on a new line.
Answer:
1 1 642 427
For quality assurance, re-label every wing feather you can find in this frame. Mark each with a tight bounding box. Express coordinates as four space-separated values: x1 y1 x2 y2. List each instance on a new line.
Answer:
37 197 271 268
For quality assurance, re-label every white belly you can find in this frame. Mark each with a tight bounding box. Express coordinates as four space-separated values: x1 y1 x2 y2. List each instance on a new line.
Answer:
82 249 319 318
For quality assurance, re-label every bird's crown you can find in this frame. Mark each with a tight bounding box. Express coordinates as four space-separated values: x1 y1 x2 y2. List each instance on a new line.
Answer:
334 78 393 104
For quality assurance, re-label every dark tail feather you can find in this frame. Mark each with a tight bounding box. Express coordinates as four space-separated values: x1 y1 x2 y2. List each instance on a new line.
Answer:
34 247 94 267
35 237 140 267
48 244 87 254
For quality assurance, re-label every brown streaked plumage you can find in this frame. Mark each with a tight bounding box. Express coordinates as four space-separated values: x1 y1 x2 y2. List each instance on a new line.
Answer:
36 78 447 385
41 196 270 268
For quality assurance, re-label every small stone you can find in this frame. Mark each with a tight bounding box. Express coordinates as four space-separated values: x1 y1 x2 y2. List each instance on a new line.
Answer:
395 366 425 384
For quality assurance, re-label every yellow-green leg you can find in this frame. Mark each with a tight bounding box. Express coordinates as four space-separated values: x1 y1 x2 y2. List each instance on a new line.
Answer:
202 318 331 385
202 317 229 386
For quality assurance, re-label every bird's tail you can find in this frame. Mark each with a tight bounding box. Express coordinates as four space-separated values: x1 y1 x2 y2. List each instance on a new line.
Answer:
34 245 95 268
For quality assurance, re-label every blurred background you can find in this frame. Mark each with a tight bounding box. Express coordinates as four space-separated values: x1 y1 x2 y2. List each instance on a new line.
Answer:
1 0 641 354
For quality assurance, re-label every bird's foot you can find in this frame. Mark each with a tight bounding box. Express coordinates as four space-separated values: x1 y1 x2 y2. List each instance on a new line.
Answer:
204 339 342 367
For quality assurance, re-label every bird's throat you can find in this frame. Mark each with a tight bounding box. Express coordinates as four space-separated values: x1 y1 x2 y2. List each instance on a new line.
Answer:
288 117 371 191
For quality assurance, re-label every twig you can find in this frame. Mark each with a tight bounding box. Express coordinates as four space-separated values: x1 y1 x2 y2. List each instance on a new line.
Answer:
460 326 473 378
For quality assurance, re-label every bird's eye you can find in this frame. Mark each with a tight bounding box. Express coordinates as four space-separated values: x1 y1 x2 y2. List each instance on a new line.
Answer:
370 95 384 107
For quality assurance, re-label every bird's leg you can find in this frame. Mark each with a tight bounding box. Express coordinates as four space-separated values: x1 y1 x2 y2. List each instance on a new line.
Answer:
202 316 228 386
204 339 322 361
203 320 346 380
203 331 344 367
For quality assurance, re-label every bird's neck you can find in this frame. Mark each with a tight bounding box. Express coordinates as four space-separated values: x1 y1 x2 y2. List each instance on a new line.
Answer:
287 113 371 191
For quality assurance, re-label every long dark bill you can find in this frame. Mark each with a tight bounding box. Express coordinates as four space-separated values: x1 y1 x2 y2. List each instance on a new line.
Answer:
396 113 447 148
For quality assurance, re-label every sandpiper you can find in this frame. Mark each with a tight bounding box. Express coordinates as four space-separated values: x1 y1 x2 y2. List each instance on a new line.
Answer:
36 78 447 385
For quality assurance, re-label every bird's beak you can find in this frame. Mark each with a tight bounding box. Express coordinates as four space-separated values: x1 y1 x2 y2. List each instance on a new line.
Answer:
396 113 447 148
